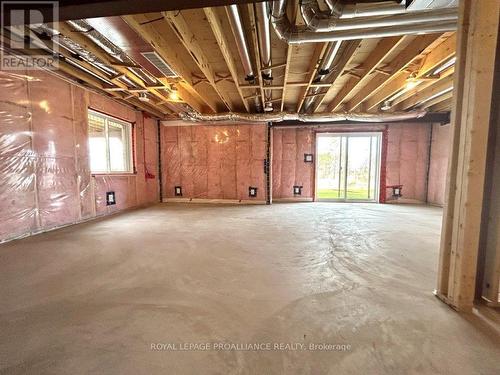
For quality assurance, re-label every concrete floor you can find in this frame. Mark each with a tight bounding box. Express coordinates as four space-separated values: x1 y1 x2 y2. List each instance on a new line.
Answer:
0 203 499 374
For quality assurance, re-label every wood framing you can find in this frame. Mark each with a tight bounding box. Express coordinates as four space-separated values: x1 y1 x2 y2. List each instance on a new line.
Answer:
204 7 250 112
435 0 500 312
164 10 234 111
313 40 361 112
123 14 219 112
326 36 404 112
345 34 441 112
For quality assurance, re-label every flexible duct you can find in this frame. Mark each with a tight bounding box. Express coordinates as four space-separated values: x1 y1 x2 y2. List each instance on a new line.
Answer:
178 109 427 123
271 0 457 44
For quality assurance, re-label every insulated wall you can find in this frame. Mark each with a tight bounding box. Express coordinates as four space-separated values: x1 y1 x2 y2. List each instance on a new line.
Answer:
161 125 266 201
0 68 159 243
385 123 432 202
272 124 436 203
272 128 315 200
427 123 451 206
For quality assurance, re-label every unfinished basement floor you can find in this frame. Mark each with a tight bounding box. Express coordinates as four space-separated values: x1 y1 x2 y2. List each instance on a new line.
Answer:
1 203 499 374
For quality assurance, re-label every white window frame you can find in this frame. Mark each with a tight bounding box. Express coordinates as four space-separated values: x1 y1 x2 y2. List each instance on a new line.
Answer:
88 109 134 174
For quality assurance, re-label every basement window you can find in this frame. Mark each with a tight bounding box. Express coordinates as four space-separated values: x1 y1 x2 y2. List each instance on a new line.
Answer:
88 110 133 174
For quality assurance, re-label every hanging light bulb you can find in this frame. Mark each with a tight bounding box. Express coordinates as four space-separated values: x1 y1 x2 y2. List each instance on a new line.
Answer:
169 84 179 101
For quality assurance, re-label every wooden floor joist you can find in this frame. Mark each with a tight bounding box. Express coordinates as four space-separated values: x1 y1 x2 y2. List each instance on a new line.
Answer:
345 34 441 112
326 36 404 112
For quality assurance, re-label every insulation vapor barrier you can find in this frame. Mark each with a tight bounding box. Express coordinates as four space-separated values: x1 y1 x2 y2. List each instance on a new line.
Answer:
161 125 267 201
0 68 159 243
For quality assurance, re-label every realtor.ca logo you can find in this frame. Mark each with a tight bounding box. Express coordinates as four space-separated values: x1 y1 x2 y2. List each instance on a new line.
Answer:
1 1 59 70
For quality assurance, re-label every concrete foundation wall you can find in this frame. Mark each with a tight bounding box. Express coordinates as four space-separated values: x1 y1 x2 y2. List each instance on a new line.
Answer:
161 125 267 201
0 69 159 243
427 123 451 206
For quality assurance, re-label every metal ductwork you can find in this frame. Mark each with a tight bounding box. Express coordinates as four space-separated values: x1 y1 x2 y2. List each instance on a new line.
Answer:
323 0 408 18
256 2 273 81
226 4 262 112
303 41 341 112
67 20 158 86
301 1 457 33
178 109 427 123
271 0 458 44
255 2 274 111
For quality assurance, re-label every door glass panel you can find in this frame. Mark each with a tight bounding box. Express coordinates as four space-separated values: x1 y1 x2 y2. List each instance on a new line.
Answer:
317 136 344 199
316 133 380 201
346 136 371 200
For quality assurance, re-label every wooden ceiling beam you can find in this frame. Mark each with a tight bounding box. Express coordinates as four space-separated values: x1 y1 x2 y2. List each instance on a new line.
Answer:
311 40 361 112
345 34 441 112
397 75 454 110
363 33 456 111
281 45 294 111
163 10 234 111
56 21 185 114
297 43 329 112
390 66 455 107
123 14 217 112
326 36 404 112
247 3 266 109
204 7 250 112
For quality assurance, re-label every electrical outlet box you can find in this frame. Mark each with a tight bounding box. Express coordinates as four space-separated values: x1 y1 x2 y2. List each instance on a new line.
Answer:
304 154 313 163
249 187 258 197
293 186 302 195
106 191 116 205
175 186 182 196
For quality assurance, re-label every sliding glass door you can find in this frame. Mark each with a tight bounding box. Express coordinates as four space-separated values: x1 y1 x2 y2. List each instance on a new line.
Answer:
316 132 382 202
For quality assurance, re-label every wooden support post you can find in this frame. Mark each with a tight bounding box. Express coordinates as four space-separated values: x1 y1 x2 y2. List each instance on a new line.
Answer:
435 0 500 312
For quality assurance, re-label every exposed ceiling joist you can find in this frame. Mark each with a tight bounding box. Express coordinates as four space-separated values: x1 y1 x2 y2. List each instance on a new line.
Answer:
397 75 454 110
363 33 456 111
163 10 234 111
345 33 442 111
297 43 328 112
56 22 179 114
123 14 219 113
311 40 361 112
326 36 404 112
1 0 265 26
204 7 250 112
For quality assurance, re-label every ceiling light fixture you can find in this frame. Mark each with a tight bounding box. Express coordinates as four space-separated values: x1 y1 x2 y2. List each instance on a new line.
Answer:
138 93 150 102
169 85 179 101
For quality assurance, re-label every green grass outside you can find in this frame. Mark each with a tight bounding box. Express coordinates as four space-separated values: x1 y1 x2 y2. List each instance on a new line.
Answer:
318 188 371 200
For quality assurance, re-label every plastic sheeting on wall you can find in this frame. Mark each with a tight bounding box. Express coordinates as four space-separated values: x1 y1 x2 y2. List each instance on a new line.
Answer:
161 125 266 201
0 68 159 243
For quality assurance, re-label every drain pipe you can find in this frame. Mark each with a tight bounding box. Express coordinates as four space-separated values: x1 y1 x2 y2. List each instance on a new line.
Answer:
271 0 457 44
226 4 262 111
